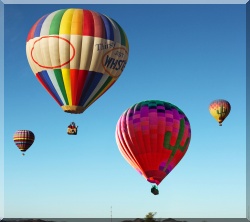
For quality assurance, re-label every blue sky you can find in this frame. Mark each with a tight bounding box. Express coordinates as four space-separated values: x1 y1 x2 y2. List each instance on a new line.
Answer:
2 3 246 219
0 1 3 220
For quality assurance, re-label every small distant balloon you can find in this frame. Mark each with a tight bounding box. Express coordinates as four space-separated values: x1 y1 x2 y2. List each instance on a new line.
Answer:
13 130 35 155
209 99 231 126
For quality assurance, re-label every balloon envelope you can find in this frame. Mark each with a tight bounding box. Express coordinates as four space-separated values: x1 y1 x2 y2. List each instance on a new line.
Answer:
13 130 35 153
115 100 191 186
209 99 231 126
26 8 129 114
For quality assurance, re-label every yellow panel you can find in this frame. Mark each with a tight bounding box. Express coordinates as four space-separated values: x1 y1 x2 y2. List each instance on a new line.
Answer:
61 68 72 105
60 9 74 35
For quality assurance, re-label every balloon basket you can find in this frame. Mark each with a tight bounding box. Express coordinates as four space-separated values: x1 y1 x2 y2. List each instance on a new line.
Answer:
151 185 159 195
62 105 85 114
67 128 77 135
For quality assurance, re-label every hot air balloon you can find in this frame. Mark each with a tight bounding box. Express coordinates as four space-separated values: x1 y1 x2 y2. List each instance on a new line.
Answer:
26 8 129 115
13 130 35 156
115 100 191 195
209 99 231 126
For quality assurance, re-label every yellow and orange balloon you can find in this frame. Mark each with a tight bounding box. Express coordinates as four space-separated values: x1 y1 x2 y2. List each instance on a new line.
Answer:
209 99 231 126
26 8 129 114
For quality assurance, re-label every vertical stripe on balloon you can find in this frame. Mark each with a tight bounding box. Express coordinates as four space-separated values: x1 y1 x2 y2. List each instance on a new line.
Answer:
40 70 64 105
60 9 74 35
75 70 89 105
61 68 72 105
33 15 48 38
49 10 66 35
82 10 95 36
91 11 106 38
40 11 56 36
36 71 63 106
47 69 66 105
84 76 113 105
100 14 114 41
27 15 47 41
107 17 121 45
53 69 68 105
79 36 94 71
84 75 109 104
71 9 83 35
113 20 126 47
69 11 83 108
79 72 103 106
83 77 116 111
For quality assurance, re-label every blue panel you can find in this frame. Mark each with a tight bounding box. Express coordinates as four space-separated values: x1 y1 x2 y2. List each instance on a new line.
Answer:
79 71 103 106
38 70 64 106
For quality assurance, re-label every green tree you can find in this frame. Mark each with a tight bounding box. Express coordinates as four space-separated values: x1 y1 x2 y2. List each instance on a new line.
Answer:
144 212 157 222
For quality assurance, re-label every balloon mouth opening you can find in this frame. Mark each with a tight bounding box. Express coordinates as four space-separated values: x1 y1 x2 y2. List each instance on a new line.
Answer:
145 170 166 185
62 105 85 114
147 177 160 185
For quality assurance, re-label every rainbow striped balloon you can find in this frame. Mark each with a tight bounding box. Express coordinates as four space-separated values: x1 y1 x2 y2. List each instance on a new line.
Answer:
116 100 191 186
26 9 129 114
13 130 35 154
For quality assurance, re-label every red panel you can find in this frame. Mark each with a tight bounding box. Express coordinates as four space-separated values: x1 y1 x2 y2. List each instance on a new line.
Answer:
71 69 88 105
26 16 45 42
91 11 106 38
82 10 95 36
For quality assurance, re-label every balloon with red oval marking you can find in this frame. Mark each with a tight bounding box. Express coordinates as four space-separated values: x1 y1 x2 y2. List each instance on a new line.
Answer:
26 8 129 114
115 100 191 193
